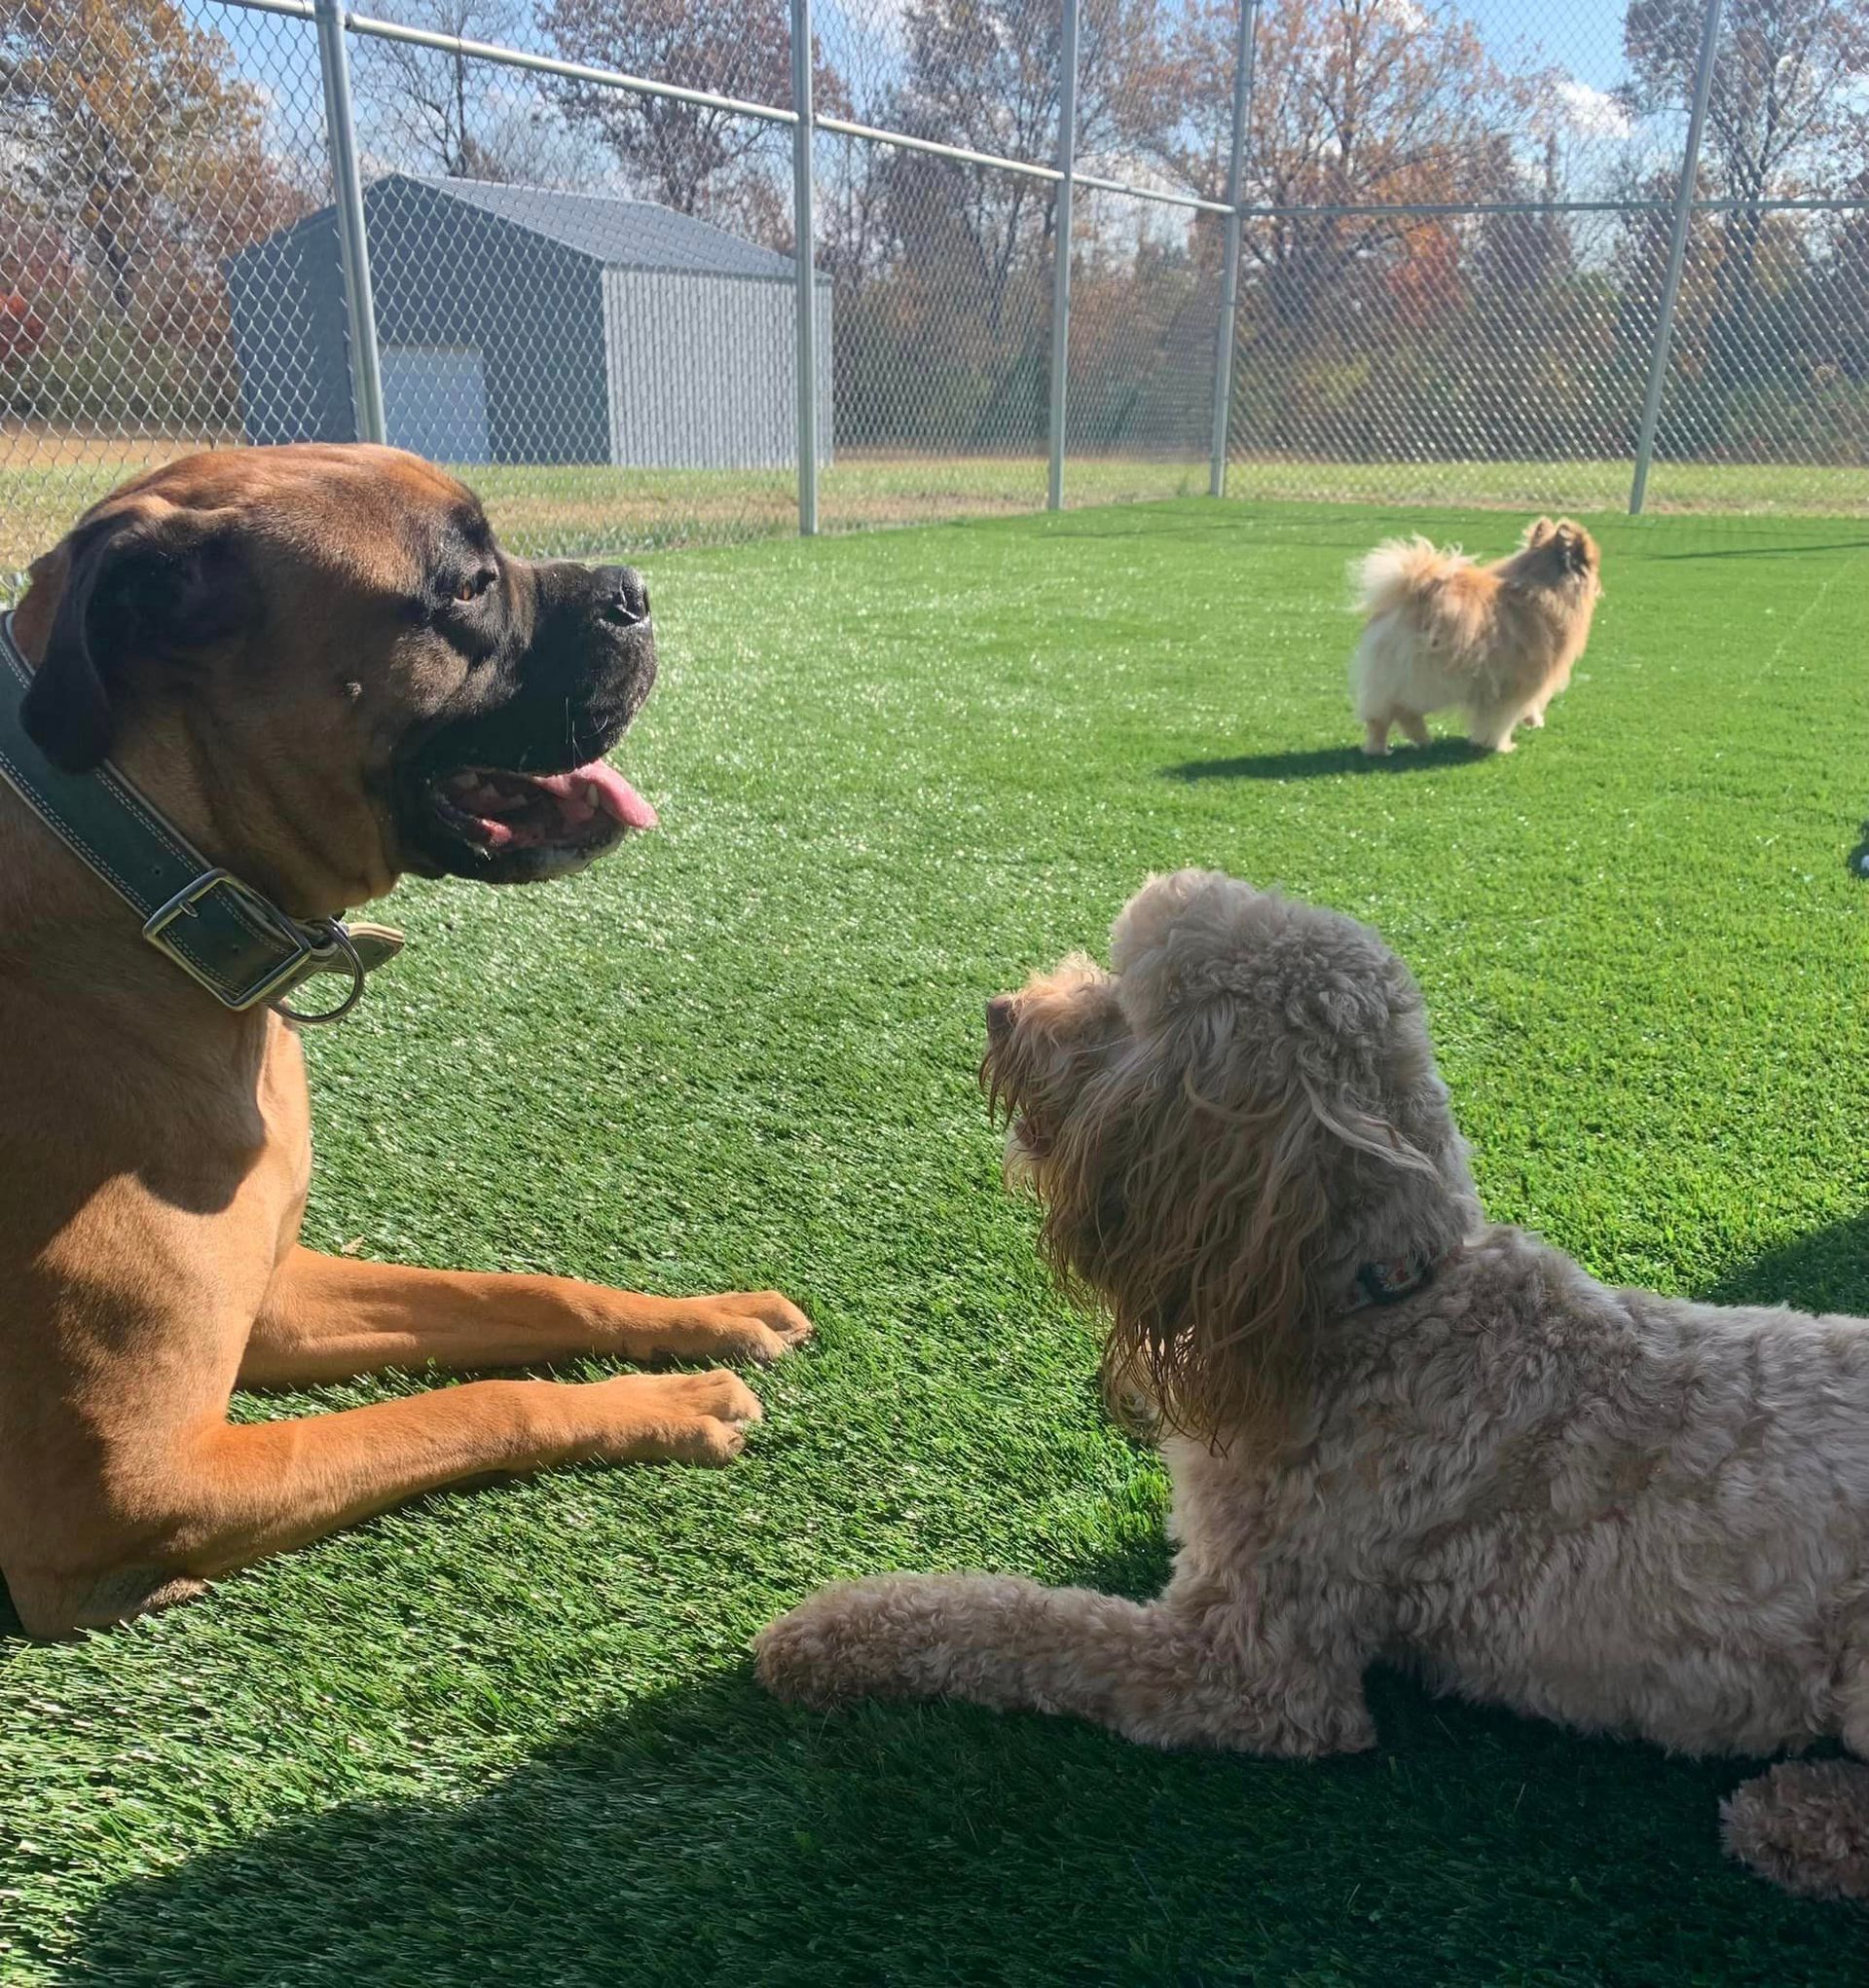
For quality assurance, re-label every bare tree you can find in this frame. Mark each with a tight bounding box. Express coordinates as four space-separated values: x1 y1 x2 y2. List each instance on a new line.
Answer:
353 0 562 182
878 0 1178 328
1166 0 1523 325
541 0 844 219
1 0 308 314
1624 0 1869 380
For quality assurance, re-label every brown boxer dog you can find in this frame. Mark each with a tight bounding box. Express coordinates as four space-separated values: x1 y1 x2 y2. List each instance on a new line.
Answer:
0 444 810 1638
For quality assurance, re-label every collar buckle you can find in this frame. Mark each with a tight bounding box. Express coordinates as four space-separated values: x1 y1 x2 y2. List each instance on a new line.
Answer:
2 611 396 1023
143 867 346 1014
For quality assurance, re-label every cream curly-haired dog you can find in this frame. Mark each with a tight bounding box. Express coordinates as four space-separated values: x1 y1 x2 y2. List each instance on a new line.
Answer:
757 870 1869 1903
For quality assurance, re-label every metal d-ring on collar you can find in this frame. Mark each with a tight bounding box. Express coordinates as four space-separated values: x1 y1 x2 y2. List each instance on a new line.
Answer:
275 922 368 1023
0 611 398 1024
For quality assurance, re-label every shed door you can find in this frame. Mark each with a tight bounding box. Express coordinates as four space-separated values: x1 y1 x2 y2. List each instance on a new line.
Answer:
382 345 490 463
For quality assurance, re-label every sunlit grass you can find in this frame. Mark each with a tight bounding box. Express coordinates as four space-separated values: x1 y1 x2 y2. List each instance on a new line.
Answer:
3 499 1867 1984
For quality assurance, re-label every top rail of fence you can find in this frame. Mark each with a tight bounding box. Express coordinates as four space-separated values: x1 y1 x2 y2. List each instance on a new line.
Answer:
221 0 1246 217
222 0 1869 223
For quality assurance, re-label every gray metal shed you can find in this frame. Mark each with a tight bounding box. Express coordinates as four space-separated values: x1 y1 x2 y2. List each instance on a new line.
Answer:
225 173 831 469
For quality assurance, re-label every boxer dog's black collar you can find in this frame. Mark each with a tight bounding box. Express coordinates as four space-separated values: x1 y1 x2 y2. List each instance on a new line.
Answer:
0 611 400 1022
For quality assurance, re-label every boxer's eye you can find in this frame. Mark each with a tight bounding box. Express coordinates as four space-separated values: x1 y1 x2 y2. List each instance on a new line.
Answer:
454 571 495 605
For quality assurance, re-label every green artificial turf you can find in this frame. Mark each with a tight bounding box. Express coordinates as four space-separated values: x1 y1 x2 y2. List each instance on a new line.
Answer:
3 498 1868 1985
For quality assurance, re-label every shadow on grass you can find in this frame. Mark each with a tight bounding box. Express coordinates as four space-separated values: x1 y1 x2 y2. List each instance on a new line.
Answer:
1704 1208 1869 1316
37 1220 1869 1980
55 1530 1864 1987
1649 540 1869 562
1166 737 1484 783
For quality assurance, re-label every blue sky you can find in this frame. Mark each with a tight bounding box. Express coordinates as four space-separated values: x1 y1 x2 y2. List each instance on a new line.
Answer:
1466 0 1629 91
187 0 1640 182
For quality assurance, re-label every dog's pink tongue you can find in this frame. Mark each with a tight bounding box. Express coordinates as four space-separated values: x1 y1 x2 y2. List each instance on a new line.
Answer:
555 761 658 829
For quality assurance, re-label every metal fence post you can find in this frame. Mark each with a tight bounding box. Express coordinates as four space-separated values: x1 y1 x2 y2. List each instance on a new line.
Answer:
1629 0 1724 515
1208 0 1259 499
790 0 820 535
313 0 386 446
1046 0 1081 513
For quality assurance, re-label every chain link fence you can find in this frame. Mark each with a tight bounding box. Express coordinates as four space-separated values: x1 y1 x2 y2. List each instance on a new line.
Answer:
4 0 1866 573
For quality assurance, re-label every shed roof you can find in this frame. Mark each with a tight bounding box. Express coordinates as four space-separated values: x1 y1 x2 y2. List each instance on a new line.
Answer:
385 174 805 281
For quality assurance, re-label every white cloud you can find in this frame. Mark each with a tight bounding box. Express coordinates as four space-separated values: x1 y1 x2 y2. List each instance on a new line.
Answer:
1072 152 1197 256
1079 150 1178 199
1554 78 1632 141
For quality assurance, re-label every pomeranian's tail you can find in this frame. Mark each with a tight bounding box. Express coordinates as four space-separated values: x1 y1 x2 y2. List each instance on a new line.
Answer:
1353 536 1460 620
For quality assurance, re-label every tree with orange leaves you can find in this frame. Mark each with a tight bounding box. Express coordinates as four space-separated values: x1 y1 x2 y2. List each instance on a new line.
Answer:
1162 0 1523 320
1 0 308 319
1 0 310 428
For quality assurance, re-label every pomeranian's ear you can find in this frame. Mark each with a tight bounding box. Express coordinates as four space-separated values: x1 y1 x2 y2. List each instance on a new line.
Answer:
1521 517 1558 549
1552 520 1596 577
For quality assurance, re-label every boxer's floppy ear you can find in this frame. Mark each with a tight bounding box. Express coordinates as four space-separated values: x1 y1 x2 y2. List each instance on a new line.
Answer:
21 502 252 773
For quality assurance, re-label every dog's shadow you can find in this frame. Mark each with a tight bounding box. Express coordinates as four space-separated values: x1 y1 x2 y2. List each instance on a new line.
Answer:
1165 737 1487 783
30 1219 1869 1977
49 1527 1858 1987
1704 1208 1869 1316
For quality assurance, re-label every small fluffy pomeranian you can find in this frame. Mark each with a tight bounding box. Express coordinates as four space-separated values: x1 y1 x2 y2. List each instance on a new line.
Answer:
1349 517 1601 755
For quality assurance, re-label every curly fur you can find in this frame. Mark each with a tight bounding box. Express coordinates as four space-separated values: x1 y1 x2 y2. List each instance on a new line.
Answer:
1723 1762 1869 1900
758 870 1869 1903
1350 516 1602 755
